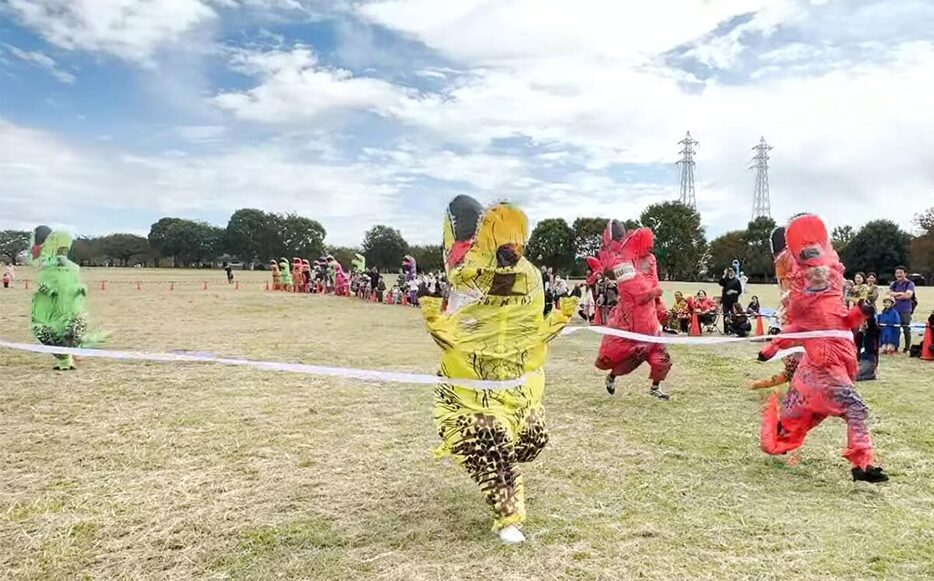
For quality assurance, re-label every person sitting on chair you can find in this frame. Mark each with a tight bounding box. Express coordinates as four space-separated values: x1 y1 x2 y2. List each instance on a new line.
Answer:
728 303 752 337
695 290 717 328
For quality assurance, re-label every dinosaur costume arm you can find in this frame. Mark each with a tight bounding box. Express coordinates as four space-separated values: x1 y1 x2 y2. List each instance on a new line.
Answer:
540 296 579 343
419 296 458 350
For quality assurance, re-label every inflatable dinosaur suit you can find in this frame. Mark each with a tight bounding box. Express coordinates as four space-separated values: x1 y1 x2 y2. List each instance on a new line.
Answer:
419 194 578 539
403 255 417 281
586 221 672 399
292 258 302 293
351 253 366 274
278 258 293 289
757 214 887 482
269 260 281 290
750 226 802 390
29 226 100 370
331 258 349 296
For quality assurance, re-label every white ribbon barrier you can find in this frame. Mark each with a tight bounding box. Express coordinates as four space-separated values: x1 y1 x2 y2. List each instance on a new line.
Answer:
0 326 853 391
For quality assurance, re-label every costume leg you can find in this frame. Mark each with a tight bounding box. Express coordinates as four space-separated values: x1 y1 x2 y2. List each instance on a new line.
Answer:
449 413 525 531
514 407 549 463
760 386 826 456
646 345 672 384
830 386 875 470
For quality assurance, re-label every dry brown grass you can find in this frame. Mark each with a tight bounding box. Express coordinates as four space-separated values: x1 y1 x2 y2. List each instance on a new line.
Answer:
2 268 933 580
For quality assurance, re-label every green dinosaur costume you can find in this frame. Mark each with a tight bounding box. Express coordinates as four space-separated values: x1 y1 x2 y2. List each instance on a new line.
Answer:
278 257 293 287
351 253 366 273
30 226 100 370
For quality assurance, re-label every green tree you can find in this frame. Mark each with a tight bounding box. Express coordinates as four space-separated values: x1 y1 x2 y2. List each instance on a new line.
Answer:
362 225 409 271
844 220 911 277
743 216 777 281
572 217 609 260
225 209 273 263
831 225 855 255
279 214 326 259
101 233 151 266
148 218 185 266
409 244 444 273
327 246 361 271
162 220 222 267
914 206 934 234
708 231 747 278
0 230 30 265
909 206 934 277
639 202 707 281
70 236 104 266
527 218 575 273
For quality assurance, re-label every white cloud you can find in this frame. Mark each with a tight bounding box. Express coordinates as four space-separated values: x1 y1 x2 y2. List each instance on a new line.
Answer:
213 45 414 122
359 0 779 65
0 120 398 244
351 0 934 234
173 125 229 144
4 0 217 63
4 45 76 83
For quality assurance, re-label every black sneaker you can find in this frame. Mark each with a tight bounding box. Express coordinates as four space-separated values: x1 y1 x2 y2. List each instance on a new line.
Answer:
852 466 889 483
605 374 616 395
650 386 670 401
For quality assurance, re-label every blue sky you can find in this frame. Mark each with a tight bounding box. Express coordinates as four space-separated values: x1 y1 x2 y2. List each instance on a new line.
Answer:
1 0 932 247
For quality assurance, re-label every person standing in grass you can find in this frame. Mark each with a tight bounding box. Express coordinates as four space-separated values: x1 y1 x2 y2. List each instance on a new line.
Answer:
878 298 901 354
865 272 880 308
719 267 742 333
888 265 916 354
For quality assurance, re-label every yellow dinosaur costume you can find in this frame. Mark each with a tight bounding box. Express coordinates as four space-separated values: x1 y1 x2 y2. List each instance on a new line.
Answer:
419 195 577 540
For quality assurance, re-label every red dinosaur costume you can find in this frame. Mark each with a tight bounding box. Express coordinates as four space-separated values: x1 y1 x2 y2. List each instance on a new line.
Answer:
756 214 888 483
587 220 671 400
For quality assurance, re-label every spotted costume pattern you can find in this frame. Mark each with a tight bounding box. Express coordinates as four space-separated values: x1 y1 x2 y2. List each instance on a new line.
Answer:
420 195 577 531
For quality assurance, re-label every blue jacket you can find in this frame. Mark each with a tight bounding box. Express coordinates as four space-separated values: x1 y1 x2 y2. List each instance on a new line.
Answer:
878 309 901 346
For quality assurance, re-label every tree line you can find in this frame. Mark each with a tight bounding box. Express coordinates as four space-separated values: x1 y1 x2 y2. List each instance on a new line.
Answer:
1 204 932 281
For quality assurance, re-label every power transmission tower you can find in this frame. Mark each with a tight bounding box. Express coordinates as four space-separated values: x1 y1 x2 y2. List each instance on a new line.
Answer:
751 136 773 219
677 131 698 208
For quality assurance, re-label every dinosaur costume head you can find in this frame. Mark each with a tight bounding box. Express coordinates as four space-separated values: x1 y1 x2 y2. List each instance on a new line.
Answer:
785 214 844 293
443 195 533 301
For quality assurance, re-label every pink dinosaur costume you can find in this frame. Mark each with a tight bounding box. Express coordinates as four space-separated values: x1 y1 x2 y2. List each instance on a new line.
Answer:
757 214 887 483
332 259 349 296
587 220 671 400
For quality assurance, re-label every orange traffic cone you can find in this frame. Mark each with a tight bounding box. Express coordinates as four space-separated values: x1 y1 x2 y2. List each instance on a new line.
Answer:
755 314 765 336
689 311 701 336
922 322 934 361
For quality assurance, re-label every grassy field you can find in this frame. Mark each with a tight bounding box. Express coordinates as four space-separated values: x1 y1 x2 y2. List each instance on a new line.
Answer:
2 268 933 580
